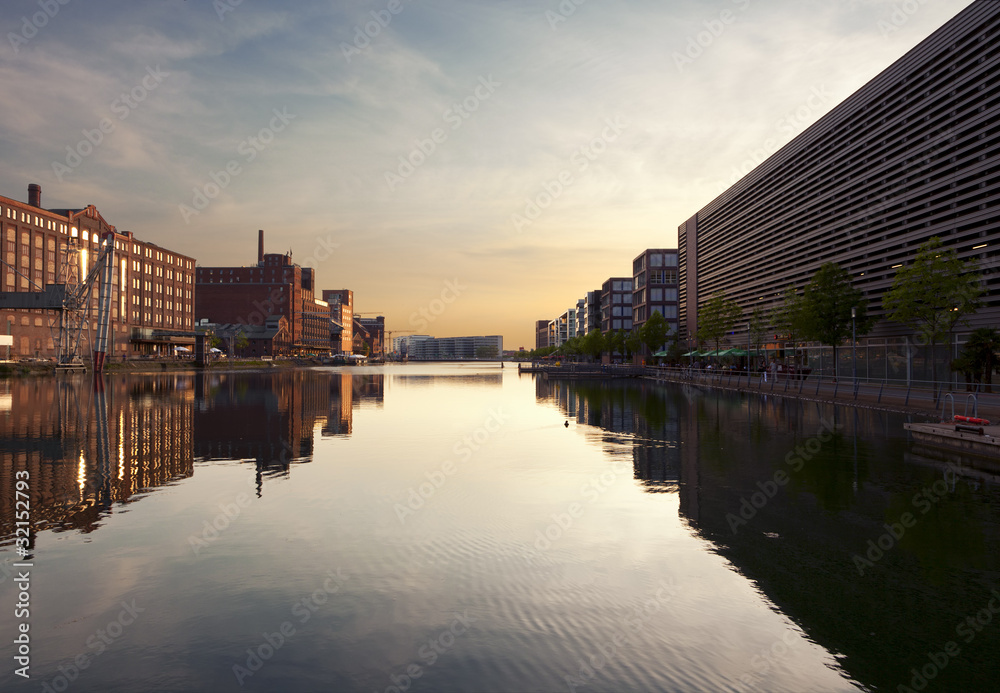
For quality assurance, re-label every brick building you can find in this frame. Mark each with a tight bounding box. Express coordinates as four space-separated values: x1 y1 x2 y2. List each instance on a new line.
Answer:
0 184 196 360
322 289 353 354
354 316 385 357
196 230 331 356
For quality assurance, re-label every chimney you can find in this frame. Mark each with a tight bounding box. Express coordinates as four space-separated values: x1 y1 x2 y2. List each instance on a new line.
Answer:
28 183 41 208
258 229 264 264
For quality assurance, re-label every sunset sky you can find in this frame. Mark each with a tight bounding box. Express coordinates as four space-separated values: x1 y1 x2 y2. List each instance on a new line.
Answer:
0 0 974 348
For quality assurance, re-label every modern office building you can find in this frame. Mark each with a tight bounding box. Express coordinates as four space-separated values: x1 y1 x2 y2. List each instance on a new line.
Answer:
632 248 679 335
535 319 550 349
601 277 633 334
0 184 196 360
196 230 330 355
583 289 602 335
679 1 1000 380
408 335 503 360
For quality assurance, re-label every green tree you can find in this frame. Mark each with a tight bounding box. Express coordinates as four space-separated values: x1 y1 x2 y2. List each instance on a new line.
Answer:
772 287 806 364
697 291 742 358
883 237 984 385
580 329 606 362
475 345 499 359
639 311 670 357
799 263 872 376
748 306 769 368
606 330 626 362
625 330 642 364
955 328 1000 392
235 330 249 353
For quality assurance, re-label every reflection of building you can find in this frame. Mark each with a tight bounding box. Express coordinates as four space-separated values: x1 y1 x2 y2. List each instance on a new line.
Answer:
534 377 680 490
0 183 197 359
195 230 330 355
0 375 194 540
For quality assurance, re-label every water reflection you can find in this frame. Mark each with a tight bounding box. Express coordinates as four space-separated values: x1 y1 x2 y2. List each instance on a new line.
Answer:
0 370 385 545
535 377 1000 692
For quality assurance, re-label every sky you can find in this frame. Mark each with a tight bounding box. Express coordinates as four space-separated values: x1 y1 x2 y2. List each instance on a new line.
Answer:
0 0 976 348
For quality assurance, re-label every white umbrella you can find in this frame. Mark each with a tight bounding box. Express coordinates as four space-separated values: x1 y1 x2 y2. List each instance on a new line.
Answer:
175 346 191 352
210 347 222 353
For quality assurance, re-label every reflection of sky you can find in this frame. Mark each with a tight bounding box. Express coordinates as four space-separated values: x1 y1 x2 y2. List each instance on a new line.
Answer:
0 366 856 692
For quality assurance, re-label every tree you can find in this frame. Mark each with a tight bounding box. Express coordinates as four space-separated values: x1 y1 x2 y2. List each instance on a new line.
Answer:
625 330 642 363
475 345 499 359
580 329 605 362
955 328 1000 392
697 291 742 358
772 287 806 365
748 306 769 368
883 236 984 385
639 311 670 357
798 263 872 376
235 330 249 353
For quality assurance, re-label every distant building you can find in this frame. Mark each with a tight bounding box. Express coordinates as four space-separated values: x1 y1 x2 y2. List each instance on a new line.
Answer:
322 289 353 354
0 183 196 360
535 319 549 349
210 315 291 358
601 277 633 334
354 316 384 356
196 230 330 355
408 335 503 360
582 290 602 335
632 249 679 335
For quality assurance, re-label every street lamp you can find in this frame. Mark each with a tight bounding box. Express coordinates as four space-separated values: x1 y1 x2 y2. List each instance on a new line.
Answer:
851 306 857 384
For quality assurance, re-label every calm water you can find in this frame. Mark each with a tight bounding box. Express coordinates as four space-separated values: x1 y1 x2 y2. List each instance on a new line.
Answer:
1 365 998 692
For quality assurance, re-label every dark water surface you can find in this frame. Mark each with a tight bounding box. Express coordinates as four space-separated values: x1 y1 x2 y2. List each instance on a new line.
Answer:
1 365 998 692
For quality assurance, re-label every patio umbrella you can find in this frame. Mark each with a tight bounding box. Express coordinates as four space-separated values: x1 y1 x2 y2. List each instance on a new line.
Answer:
653 350 669 357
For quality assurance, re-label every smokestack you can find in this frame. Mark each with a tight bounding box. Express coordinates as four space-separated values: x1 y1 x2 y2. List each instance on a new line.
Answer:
258 229 264 264
28 183 41 208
